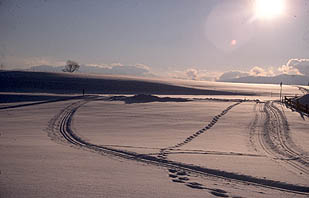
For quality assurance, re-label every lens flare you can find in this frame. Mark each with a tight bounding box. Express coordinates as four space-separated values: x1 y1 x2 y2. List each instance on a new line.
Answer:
230 40 237 46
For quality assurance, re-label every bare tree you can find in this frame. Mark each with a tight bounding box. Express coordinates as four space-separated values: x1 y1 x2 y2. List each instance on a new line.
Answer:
63 60 80 73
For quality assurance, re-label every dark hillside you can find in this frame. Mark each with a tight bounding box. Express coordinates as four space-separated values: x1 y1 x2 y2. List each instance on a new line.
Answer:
0 71 249 95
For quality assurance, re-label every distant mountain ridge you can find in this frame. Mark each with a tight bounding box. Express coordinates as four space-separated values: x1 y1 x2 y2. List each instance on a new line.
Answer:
217 74 309 86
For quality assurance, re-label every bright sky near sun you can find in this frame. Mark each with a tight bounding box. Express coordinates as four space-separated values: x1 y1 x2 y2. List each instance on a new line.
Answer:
0 0 308 77
254 0 286 20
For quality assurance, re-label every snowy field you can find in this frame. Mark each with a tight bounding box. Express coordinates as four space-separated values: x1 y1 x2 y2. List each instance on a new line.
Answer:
1 73 309 198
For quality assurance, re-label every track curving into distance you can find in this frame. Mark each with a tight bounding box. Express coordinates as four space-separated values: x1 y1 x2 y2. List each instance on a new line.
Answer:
251 101 309 176
48 97 309 195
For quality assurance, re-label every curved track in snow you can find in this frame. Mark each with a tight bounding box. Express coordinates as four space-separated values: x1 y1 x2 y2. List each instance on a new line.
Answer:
264 101 309 174
251 101 309 176
48 97 309 195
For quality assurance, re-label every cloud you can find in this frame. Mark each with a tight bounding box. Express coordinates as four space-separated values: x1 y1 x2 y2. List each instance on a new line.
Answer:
217 71 249 81
249 66 265 76
170 66 274 82
134 63 150 70
110 63 124 67
185 69 198 80
2 55 155 77
170 59 309 83
282 58 309 75
86 63 109 68
97 65 152 76
218 66 275 81
277 64 301 75
249 66 275 76
169 68 220 81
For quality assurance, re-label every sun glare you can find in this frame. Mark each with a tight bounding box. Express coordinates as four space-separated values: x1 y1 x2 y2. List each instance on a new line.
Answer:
255 0 285 20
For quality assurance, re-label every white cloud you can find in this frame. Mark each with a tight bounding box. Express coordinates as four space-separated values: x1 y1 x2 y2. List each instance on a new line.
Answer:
218 66 275 81
85 63 151 71
218 58 309 82
171 66 275 82
282 58 309 75
169 68 220 81
86 63 110 68
133 63 150 70
110 63 124 67
1 55 154 77
267 67 275 76
185 69 198 80
170 59 309 83
249 66 275 76
277 64 301 75
249 66 266 76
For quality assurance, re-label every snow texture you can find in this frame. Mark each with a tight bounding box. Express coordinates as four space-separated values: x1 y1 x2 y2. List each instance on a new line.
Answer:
1 71 309 197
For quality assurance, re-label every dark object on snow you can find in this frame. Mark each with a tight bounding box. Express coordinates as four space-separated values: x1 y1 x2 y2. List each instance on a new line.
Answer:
284 95 309 115
109 94 190 104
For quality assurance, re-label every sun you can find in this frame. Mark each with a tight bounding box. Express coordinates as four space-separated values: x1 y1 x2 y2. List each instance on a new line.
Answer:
254 0 286 20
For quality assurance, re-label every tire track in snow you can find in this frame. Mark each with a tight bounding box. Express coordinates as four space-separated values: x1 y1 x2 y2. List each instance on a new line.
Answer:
148 150 264 158
251 102 280 159
264 101 309 175
47 98 309 195
251 101 309 176
158 102 242 159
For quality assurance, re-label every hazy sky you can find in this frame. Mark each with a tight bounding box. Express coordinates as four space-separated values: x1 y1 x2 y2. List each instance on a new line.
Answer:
1 0 309 78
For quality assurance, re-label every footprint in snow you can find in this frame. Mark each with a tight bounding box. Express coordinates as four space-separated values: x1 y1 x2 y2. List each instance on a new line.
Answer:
168 168 177 173
178 176 189 181
176 171 188 176
172 179 185 183
169 174 177 178
209 191 229 197
186 182 205 189
212 188 227 194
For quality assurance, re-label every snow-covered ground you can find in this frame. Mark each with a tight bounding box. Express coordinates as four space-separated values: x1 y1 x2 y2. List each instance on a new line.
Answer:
1 77 309 197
